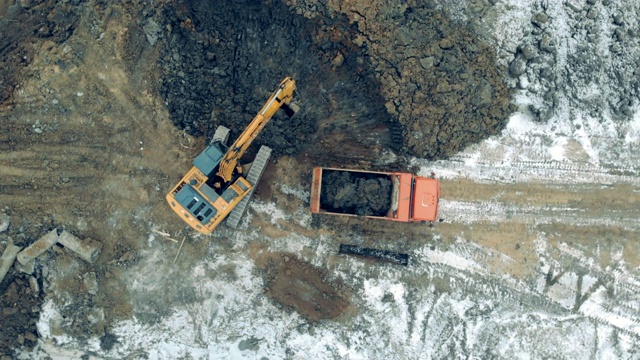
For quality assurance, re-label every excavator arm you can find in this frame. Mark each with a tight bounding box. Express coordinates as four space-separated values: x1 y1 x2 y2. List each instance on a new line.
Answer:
216 77 297 182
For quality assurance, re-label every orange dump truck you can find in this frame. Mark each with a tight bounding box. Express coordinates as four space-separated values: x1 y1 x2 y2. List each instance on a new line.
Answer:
310 167 440 223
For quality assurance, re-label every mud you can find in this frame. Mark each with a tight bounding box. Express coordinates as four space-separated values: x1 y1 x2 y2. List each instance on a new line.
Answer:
320 170 392 216
256 252 351 322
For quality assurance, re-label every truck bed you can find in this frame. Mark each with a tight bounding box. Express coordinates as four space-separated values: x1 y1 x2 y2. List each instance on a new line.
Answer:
318 169 393 217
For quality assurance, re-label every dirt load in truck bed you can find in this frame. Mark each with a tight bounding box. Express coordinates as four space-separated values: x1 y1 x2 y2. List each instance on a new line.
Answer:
320 170 392 216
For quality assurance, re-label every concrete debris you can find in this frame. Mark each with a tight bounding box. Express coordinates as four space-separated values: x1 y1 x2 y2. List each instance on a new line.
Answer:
143 19 161 46
17 228 61 266
0 213 9 233
83 272 98 295
15 259 35 275
0 239 22 285
16 228 102 266
29 276 39 296
57 231 102 263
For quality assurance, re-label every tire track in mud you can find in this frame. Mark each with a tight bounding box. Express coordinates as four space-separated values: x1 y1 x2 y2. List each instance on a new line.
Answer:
412 243 640 339
439 199 640 231
428 158 640 185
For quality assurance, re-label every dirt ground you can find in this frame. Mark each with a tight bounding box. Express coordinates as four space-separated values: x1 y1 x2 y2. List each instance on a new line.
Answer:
1 0 638 358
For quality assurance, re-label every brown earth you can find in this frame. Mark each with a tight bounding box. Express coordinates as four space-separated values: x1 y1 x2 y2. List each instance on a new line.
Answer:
289 0 515 159
251 251 353 322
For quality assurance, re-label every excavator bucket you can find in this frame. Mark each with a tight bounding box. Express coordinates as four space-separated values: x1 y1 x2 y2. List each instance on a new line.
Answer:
282 102 300 118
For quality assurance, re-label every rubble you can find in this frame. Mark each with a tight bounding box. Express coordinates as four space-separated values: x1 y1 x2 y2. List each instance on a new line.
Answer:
16 228 60 266
16 228 102 266
57 231 102 264
0 213 9 233
0 239 22 285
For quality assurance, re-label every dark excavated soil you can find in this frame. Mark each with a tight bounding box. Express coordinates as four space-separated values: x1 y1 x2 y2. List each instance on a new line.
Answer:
157 0 514 165
320 170 392 217
157 0 396 163
0 275 42 357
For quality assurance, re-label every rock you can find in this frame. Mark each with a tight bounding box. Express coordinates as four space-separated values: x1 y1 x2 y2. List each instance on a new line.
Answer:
517 75 530 89
15 259 35 274
331 52 344 67
612 13 624 26
381 293 394 303
474 80 494 108
0 213 9 232
17 334 24 345
544 90 556 101
610 43 621 54
2 307 18 315
519 44 536 60
586 9 598 20
438 38 454 49
238 337 260 351
586 0 597 4
509 56 527 77
620 103 632 117
29 276 39 295
19 0 32 8
419 57 435 69
564 1 582 12
24 332 37 342
532 13 548 26
539 35 556 53
143 19 162 46
84 272 99 295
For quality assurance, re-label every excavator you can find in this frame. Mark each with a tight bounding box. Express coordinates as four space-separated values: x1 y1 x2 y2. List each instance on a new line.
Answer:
166 77 298 234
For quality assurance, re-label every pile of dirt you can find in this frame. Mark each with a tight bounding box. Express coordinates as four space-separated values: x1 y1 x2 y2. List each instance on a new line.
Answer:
320 170 392 216
0 273 42 357
156 0 396 163
256 252 351 322
290 0 515 159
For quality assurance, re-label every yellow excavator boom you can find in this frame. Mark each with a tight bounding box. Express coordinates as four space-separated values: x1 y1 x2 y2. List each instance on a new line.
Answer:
217 77 296 182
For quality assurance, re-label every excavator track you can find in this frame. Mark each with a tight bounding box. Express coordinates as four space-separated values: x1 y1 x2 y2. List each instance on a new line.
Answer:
226 145 272 228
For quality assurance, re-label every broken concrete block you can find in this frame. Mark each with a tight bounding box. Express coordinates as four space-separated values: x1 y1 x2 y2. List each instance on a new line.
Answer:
15 258 35 274
17 228 61 265
58 231 102 263
0 239 22 284
29 276 39 296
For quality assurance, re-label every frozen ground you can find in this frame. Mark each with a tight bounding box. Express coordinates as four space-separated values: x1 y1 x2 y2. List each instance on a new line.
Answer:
18 0 640 359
